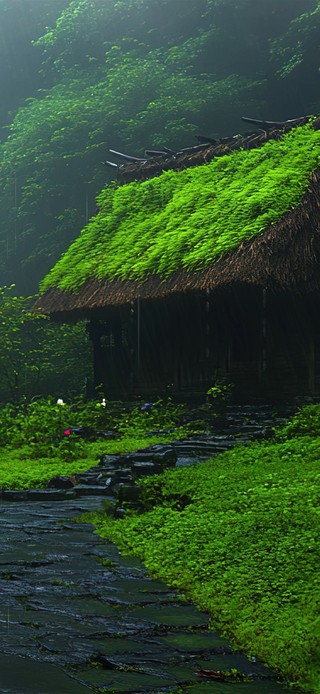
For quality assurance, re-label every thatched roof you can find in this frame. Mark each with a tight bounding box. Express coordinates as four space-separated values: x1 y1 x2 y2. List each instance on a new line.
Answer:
35 118 320 320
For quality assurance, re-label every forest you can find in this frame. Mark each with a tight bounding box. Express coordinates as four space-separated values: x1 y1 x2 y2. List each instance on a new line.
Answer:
0 0 320 295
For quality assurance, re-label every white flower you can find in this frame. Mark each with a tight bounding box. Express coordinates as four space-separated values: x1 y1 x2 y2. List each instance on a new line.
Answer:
57 398 65 406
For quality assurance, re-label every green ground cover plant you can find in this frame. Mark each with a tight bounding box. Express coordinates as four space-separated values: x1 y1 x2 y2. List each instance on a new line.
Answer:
276 403 320 439
0 396 189 488
84 405 320 694
41 122 320 293
0 433 176 490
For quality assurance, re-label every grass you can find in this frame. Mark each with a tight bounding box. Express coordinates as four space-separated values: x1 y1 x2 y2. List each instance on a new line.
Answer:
41 121 320 292
82 427 320 693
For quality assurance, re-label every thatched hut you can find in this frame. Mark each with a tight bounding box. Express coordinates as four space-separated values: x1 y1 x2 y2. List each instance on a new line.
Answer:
35 117 320 400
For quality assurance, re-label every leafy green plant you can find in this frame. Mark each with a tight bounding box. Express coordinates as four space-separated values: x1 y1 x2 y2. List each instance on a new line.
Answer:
2 397 74 448
0 426 188 492
276 403 320 440
0 395 190 465
69 395 124 431
271 2 320 78
205 380 233 426
117 398 186 436
206 379 233 404
0 285 92 403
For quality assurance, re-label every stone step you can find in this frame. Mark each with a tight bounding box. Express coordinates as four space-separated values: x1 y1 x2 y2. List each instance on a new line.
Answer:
1 489 77 502
73 484 114 497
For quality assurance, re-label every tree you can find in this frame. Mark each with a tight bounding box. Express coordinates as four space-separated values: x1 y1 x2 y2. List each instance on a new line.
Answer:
0 0 69 132
0 286 92 402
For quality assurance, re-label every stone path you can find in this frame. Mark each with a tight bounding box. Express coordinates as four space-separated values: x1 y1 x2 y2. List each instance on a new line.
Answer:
0 492 293 693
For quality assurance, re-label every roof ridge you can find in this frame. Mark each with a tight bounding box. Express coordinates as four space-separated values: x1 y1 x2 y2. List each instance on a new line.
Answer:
105 115 319 185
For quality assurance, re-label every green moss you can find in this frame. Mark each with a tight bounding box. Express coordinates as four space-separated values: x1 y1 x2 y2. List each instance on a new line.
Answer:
41 122 320 293
84 432 320 693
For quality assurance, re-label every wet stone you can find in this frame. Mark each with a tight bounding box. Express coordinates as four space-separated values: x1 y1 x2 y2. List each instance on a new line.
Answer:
47 476 77 489
113 467 132 480
150 444 177 466
0 409 300 692
180 683 288 694
73 484 111 496
100 453 124 466
73 664 184 691
132 461 162 477
196 654 275 679
0 654 89 693
160 631 233 652
118 483 141 503
1 490 29 501
2 489 78 502
123 450 155 464
130 603 209 627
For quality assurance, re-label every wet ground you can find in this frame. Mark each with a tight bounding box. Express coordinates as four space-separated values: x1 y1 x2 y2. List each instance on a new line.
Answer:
0 496 292 693
0 404 301 692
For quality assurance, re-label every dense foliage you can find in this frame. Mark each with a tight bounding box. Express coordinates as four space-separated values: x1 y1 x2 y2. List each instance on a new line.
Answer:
276 403 320 439
85 406 320 693
0 0 68 131
0 285 92 401
41 122 320 291
0 0 320 292
0 395 188 486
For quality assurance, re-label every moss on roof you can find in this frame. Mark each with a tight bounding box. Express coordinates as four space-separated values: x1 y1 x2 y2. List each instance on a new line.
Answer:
41 122 320 294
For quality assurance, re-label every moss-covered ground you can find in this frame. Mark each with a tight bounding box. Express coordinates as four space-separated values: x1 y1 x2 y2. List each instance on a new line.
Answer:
41 122 320 292
82 409 320 694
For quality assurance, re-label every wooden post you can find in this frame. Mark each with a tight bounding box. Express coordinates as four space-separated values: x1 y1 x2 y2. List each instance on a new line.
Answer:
129 302 135 386
86 320 103 389
206 288 210 361
137 295 141 372
304 305 315 394
261 287 267 376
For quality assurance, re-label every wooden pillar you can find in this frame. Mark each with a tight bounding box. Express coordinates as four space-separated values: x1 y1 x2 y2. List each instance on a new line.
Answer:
307 332 315 394
205 288 210 360
137 295 141 372
303 301 315 394
129 301 136 387
127 299 141 387
261 287 267 378
86 320 103 390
